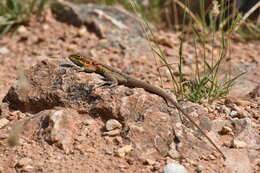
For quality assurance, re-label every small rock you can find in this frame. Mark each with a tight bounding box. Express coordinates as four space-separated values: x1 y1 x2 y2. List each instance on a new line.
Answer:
237 109 249 118
105 150 113 155
44 109 74 152
126 158 134 165
175 122 182 128
67 44 77 51
208 154 216 160
141 0 150 6
0 118 9 129
0 47 9 54
255 159 260 167
223 140 232 148
17 25 27 34
103 129 121 136
207 106 215 113
106 119 122 131
117 145 133 157
169 142 176 149
232 105 250 118
216 105 230 114
128 124 145 132
21 165 34 172
195 165 204 172
85 147 97 153
168 149 182 159
219 126 233 136
188 159 196 166
232 139 247 148
78 27 87 36
229 110 238 117
163 163 187 173
42 24 49 30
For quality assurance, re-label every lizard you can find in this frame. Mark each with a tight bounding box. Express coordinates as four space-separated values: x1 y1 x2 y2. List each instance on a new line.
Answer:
68 54 226 159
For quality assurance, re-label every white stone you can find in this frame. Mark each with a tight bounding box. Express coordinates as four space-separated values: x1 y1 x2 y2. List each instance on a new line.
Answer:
229 110 238 117
163 163 187 173
106 119 122 131
0 47 9 54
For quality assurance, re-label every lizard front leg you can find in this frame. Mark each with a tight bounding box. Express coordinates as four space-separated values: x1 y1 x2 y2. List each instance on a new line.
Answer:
92 72 120 90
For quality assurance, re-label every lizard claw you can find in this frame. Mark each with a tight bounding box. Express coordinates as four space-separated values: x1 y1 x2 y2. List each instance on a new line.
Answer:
107 82 118 88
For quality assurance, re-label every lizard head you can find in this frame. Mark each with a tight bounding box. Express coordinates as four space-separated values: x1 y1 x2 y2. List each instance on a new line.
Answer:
69 54 89 66
68 54 97 72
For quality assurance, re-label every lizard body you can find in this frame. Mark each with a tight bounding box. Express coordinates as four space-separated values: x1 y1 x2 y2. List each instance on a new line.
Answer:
68 54 225 159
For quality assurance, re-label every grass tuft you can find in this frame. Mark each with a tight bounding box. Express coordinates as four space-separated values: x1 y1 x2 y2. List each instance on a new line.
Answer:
0 0 47 35
128 0 248 103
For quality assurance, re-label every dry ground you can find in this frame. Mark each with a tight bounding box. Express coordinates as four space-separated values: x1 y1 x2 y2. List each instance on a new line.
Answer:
0 7 259 173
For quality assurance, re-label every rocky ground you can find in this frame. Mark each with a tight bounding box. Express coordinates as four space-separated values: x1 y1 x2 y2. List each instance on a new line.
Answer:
0 3 259 173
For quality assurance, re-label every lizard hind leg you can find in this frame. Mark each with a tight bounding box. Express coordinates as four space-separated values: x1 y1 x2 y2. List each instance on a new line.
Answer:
91 72 120 90
102 73 120 88
92 81 118 90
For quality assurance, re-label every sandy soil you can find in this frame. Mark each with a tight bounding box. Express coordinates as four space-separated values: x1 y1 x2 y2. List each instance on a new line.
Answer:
0 6 259 173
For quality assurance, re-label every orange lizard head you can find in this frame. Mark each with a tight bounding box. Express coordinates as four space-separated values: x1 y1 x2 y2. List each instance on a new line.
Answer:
69 54 97 72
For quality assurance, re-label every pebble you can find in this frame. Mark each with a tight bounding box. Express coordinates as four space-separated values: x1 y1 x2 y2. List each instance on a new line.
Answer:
208 154 216 160
229 110 238 117
117 145 133 157
232 105 249 118
21 165 34 172
223 140 232 148
255 159 260 166
78 27 87 37
17 25 27 34
0 47 9 54
105 150 113 155
103 129 121 136
217 105 230 114
106 119 122 131
232 139 247 148
0 118 9 129
195 165 204 172
168 149 182 159
128 124 145 132
67 44 77 51
207 106 215 113
163 163 187 173
219 126 233 136
42 24 49 30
